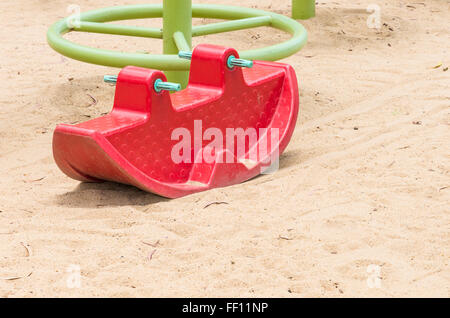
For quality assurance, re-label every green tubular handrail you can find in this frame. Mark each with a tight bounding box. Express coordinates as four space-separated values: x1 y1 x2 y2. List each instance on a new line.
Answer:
74 21 163 38
47 4 308 72
192 16 272 37
173 32 191 52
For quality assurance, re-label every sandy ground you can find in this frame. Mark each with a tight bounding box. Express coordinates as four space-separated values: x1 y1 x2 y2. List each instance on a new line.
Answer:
0 0 449 297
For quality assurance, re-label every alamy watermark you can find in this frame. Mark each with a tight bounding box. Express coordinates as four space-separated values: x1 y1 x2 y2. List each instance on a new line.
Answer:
366 264 382 288
66 264 82 288
171 120 280 174
66 4 81 28
367 4 381 29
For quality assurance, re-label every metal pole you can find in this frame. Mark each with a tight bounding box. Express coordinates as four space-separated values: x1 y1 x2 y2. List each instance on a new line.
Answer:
163 0 192 88
292 0 315 20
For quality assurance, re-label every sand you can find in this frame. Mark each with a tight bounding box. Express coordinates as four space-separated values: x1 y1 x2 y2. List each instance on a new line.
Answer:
0 0 449 297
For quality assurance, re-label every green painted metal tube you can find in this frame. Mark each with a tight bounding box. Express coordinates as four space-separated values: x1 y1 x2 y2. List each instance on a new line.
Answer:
192 16 272 37
173 31 191 52
292 0 315 20
163 0 192 87
74 21 162 38
47 5 184 70
47 4 307 71
191 5 307 62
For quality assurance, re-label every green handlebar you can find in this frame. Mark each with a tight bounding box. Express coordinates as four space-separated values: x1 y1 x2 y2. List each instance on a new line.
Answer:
47 4 308 72
47 2 309 87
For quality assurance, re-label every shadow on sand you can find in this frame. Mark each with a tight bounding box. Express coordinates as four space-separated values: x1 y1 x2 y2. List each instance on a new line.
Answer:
54 181 168 208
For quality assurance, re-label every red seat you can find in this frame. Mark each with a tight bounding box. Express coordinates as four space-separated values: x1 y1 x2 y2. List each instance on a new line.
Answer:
53 44 299 198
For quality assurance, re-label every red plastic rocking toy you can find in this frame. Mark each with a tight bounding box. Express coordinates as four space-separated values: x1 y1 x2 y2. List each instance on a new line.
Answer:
53 44 299 198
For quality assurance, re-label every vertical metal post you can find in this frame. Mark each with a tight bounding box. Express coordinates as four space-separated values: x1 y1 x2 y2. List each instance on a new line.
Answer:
292 0 315 20
163 0 192 88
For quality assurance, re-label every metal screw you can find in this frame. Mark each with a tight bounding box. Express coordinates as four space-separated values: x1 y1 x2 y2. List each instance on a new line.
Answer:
178 51 192 60
178 51 253 69
153 78 181 92
227 55 253 69
104 75 181 92
103 75 117 84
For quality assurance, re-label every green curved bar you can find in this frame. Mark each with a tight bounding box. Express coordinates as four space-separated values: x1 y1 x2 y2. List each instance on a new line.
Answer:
75 21 163 38
192 16 272 37
47 4 307 71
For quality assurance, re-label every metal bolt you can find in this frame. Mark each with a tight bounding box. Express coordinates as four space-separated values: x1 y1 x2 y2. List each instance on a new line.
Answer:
227 55 253 69
178 51 253 69
178 51 192 60
104 75 181 92
103 75 117 84
153 78 181 92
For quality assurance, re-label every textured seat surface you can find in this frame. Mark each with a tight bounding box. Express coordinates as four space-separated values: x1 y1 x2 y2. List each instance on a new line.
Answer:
53 44 299 198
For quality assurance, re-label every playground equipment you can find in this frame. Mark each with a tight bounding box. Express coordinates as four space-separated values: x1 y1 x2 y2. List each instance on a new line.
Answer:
47 0 313 86
48 1 311 197
53 44 299 198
